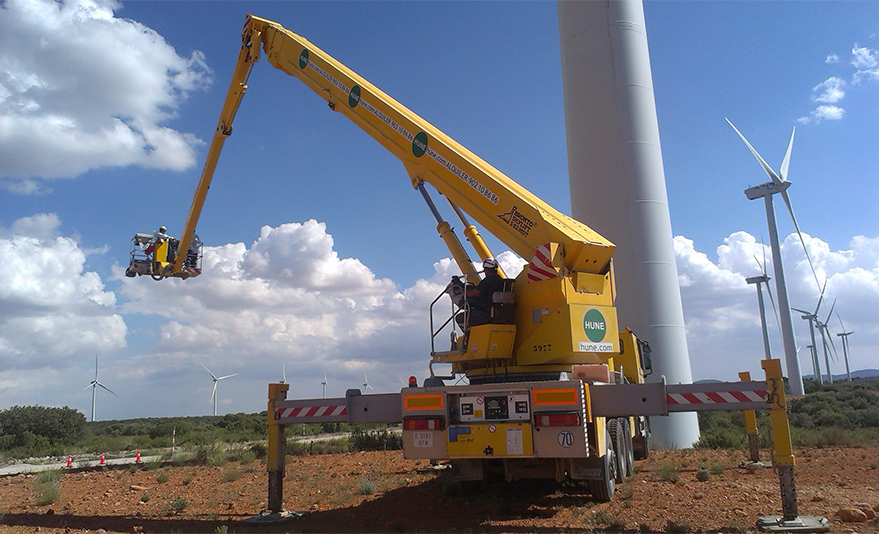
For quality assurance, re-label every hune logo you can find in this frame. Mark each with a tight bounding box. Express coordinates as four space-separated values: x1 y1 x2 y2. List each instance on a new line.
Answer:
583 309 606 342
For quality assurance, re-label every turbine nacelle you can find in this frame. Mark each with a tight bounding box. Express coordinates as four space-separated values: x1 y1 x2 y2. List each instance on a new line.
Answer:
744 180 791 200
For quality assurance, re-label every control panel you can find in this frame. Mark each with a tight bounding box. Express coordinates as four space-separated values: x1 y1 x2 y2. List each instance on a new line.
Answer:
458 393 530 422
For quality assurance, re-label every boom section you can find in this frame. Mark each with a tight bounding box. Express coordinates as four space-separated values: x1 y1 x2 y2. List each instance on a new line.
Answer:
225 15 614 274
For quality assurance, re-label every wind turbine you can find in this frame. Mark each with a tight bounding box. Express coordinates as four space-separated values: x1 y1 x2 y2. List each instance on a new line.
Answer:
81 355 116 422
321 373 328 398
362 371 373 393
836 314 854 382
746 251 780 361
815 300 839 384
793 280 828 385
202 363 238 416
281 364 287 384
727 119 822 396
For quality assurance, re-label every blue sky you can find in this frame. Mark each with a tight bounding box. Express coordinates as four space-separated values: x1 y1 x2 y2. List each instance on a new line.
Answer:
1 0 877 420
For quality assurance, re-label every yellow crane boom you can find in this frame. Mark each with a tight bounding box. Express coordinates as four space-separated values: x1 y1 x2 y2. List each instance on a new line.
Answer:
170 14 615 278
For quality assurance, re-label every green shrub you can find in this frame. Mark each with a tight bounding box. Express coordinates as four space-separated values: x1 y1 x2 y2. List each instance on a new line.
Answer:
33 469 62 505
170 497 188 513
155 471 169 484
656 461 680 483
357 477 376 495
194 442 226 466
351 428 402 451
221 468 242 483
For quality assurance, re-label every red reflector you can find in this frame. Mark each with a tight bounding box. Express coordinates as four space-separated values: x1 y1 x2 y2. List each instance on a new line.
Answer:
403 417 445 431
535 412 581 427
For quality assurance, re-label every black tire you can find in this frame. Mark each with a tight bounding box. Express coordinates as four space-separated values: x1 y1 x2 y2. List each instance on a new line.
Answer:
621 419 635 477
633 417 650 460
608 419 627 482
588 429 616 502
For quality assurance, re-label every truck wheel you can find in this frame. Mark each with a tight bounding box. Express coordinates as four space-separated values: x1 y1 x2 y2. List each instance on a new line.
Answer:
608 419 627 482
588 429 616 502
621 419 635 476
633 431 650 460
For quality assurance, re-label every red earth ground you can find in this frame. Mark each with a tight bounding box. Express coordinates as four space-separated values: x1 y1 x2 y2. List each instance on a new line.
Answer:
2 446 878 533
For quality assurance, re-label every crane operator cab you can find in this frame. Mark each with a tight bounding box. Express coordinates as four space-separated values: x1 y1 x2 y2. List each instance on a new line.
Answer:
125 227 203 281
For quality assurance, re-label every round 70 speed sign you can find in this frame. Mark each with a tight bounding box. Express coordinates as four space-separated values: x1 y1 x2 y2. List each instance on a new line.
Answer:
557 431 574 448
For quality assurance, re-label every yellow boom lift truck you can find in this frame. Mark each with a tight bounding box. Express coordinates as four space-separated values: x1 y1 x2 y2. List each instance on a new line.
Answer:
130 15 825 530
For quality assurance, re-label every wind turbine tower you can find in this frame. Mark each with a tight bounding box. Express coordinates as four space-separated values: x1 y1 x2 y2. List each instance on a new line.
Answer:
558 0 699 447
321 373 328 399
746 273 772 361
836 315 854 382
793 281 827 386
726 120 821 396
816 300 838 384
202 364 238 416
82 355 116 422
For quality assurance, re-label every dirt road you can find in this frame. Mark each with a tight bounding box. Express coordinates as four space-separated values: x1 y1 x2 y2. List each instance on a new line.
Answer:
2 446 878 533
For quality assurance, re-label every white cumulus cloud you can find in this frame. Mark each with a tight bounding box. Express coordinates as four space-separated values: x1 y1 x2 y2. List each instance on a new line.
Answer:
811 77 846 104
675 231 879 382
0 0 211 192
0 213 126 375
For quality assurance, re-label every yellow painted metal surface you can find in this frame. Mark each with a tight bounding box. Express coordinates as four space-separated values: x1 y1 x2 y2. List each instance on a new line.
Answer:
447 422 533 458
762 359 795 467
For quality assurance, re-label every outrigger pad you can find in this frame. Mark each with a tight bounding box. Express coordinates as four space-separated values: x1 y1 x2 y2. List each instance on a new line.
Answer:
757 515 829 533
242 509 306 523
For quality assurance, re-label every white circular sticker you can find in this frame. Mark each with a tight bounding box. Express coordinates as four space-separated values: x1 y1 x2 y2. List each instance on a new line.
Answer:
557 430 574 448
488 424 496 433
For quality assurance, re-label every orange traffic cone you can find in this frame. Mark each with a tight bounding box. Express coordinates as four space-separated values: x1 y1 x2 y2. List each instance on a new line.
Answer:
135 450 141 463
100 452 105 465
66 455 72 468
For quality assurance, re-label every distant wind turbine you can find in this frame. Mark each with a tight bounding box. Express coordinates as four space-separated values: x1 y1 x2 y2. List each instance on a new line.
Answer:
836 314 854 382
321 373 328 398
815 300 839 384
793 279 829 385
202 363 238 416
81 355 116 422
727 119 822 396
746 251 780 362
281 364 287 384
362 371 373 393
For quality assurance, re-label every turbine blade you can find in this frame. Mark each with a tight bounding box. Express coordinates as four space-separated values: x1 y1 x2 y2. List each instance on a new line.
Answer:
814 279 828 315
97 382 117 396
791 307 811 315
765 284 781 334
95 354 99 381
725 118 782 184
201 363 218 380
779 127 795 181
780 189 821 293
825 299 837 324
217 373 238 380
827 331 839 361
80 383 95 394
837 313 846 332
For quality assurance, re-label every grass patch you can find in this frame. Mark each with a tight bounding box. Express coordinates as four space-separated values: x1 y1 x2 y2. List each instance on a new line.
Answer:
169 497 188 514
155 471 169 484
656 461 680 483
33 469 62 505
221 468 242 483
357 477 376 495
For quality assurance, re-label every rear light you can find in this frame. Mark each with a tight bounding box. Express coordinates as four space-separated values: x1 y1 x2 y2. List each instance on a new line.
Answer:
534 412 581 427
403 417 446 431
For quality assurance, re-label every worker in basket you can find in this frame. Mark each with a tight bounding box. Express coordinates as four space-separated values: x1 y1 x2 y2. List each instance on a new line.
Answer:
457 257 507 328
